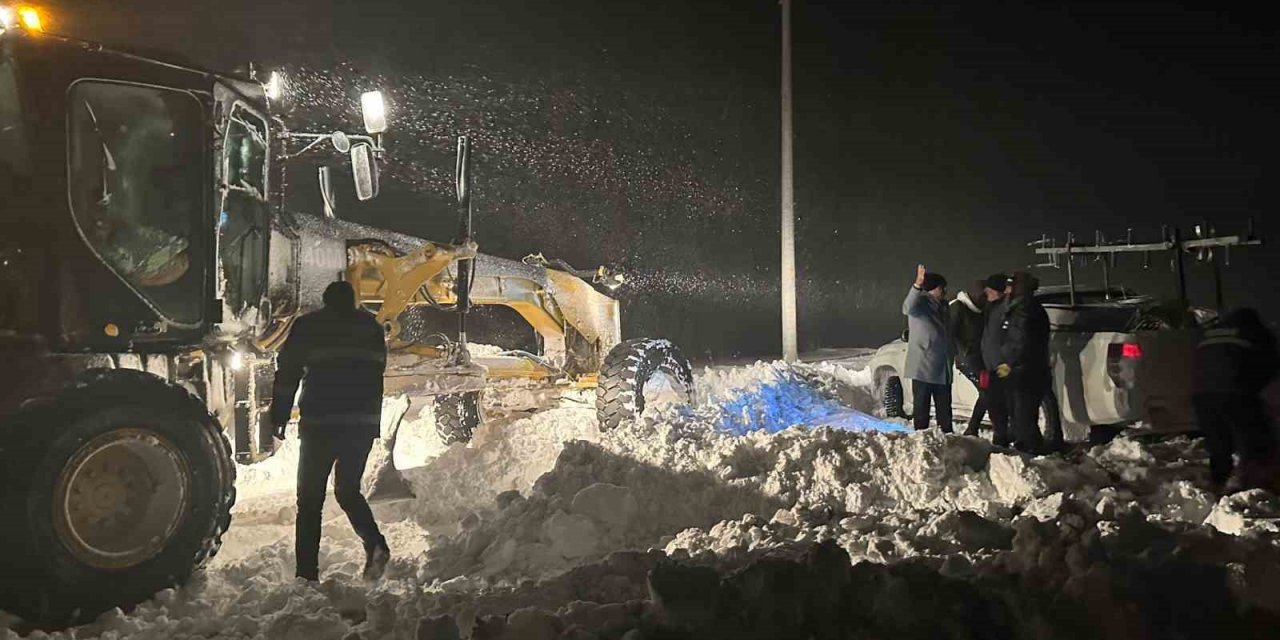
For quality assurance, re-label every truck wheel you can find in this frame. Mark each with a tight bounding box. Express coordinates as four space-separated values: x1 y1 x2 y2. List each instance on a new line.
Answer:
434 391 481 445
881 375 907 418
0 369 235 626
596 338 694 431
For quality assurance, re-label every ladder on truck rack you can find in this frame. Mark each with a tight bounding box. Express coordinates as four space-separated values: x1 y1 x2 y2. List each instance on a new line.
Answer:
1029 220 1263 309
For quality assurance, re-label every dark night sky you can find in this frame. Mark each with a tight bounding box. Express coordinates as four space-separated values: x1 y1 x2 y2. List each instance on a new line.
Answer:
47 0 1279 358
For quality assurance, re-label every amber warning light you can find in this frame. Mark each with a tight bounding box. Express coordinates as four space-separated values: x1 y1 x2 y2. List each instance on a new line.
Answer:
1 5 44 31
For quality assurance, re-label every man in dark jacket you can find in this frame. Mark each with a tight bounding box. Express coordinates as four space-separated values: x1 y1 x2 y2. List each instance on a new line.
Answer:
993 271 1051 454
980 275 1013 446
954 273 1012 438
271 281 391 582
1192 308 1280 492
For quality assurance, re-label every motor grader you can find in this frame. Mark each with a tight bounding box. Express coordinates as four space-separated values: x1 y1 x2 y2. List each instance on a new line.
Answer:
0 9 692 626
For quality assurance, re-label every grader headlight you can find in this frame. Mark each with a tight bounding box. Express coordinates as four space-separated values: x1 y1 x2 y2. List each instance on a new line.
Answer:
360 90 386 134
265 70 283 101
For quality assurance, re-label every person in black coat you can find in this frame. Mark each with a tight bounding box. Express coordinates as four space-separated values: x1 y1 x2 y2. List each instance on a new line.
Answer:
993 271 1052 454
950 279 990 436
1192 308 1280 492
270 281 392 582
979 274 1013 446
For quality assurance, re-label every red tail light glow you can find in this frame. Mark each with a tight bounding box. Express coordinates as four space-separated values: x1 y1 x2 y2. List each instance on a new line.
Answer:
1121 343 1143 359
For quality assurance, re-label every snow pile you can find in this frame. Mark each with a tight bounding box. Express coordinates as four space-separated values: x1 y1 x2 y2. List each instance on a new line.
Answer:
7 358 1280 640
417 418 1109 586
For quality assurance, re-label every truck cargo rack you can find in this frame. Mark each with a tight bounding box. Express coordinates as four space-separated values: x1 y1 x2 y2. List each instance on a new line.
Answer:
1030 220 1263 309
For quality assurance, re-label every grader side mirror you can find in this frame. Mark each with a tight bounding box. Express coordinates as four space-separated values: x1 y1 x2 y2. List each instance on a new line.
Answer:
351 143 379 201
330 131 351 153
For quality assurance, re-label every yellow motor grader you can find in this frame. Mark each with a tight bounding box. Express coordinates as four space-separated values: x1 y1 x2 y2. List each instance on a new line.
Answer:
0 8 692 626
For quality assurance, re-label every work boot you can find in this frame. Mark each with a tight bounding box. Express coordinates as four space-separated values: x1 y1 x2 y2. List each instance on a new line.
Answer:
362 540 391 581
962 424 980 438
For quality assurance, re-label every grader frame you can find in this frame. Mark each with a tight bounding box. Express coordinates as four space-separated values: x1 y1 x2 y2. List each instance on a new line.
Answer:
344 240 621 381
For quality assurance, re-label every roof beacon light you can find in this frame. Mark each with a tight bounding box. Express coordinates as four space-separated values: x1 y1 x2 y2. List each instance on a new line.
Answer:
18 5 41 31
361 90 387 134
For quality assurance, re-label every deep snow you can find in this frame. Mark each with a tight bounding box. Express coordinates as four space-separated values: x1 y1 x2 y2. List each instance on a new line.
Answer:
4 355 1280 639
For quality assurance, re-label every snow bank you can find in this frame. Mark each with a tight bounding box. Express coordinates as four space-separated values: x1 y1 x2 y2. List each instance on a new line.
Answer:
6 359 1280 640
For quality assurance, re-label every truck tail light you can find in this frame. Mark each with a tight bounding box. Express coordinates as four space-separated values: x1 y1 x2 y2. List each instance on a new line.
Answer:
1107 342 1141 387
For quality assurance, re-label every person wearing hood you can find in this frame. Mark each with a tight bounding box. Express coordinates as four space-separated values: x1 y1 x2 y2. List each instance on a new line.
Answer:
903 264 953 432
951 275 1005 437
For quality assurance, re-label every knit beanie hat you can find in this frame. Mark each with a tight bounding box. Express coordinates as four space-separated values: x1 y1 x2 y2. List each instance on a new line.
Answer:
921 272 947 292
984 273 1010 291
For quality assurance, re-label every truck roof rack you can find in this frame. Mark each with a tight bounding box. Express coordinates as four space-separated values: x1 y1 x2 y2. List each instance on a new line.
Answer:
1029 219 1263 309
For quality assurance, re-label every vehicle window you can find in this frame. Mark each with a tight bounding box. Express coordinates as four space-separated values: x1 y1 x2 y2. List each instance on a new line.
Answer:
68 81 206 325
0 60 29 178
218 104 270 314
224 104 267 196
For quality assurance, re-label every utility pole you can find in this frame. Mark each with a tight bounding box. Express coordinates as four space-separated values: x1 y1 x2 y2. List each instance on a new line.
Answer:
780 0 798 362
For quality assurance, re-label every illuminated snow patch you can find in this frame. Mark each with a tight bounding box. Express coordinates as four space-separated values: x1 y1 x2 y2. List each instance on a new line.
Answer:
701 367 907 436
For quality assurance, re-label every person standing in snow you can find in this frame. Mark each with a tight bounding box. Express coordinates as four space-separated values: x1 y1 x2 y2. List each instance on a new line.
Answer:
270 281 392 582
1192 308 1280 492
979 275 1013 446
992 271 1053 454
950 276 1000 437
903 264 953 432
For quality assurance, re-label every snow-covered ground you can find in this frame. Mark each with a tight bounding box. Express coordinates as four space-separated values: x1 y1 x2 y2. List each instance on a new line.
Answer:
5 352 1280 639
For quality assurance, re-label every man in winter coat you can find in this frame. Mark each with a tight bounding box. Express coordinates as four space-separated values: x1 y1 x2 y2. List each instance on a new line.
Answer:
979 274 1013 446
992 271 1052 454
270 281 392 582
953 274 1011 437
903 264 953 432
1192 308 1280 492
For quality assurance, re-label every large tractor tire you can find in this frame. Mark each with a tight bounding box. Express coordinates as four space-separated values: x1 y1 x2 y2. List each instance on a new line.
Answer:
596 338 694 431
0 369 235 627
434 391 481 445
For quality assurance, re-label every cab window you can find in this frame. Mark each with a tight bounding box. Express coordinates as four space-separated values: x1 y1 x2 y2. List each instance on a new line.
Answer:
0 59 29 178
225 103 267 197
67 80 206 325
218 103 270 314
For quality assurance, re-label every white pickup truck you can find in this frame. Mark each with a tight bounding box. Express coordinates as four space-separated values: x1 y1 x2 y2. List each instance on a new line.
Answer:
868 286 1211 442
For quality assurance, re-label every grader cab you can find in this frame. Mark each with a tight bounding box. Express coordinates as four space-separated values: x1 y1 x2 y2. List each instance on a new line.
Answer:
0 10 692 626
